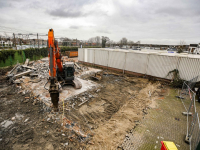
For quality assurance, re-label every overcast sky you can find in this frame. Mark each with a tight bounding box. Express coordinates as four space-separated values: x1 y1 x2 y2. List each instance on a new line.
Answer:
0 0 199 44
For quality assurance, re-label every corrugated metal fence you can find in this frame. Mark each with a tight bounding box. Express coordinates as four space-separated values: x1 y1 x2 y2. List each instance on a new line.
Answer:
78 48 200 81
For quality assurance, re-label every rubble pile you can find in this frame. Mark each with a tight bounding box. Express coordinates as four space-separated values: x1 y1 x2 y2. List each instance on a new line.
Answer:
7 57 88 84
6 57 101 108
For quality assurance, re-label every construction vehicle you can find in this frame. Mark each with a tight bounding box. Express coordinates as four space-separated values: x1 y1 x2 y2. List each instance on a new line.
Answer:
47 29 82 111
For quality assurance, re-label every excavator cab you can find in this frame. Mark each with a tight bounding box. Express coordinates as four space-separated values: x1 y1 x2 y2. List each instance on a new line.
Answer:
57 61 81 88
63 62 75 81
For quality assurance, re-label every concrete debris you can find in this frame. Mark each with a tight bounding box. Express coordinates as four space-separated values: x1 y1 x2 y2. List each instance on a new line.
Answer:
78 99 89 107
32 100 37 105
1 120 13 128
91 72 103 81
63 118 88 138
30 73 39 77
13 79 21 84
63 142 68 146
96 89 101 93
24 118 29 123
24 59 30 66
11 117 16 121
75 62 81 69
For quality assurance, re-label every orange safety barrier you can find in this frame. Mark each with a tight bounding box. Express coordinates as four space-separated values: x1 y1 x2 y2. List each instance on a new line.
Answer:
65 51 78 58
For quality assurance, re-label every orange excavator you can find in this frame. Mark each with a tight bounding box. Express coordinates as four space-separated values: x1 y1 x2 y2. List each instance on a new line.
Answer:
47 29 82 111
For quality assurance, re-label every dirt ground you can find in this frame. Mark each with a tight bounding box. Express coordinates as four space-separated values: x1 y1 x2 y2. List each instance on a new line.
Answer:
0 63 166 150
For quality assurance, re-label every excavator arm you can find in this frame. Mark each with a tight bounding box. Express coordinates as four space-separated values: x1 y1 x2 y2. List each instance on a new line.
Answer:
48 29 61 111
47 28 82 111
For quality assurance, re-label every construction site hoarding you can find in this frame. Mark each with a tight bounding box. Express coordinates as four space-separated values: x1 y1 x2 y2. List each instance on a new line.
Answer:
146 54 179 79
108 50 126 70
78 49 84 61
177 57 200 81
94 49 109 66
125 51 148 74
78 48 200 81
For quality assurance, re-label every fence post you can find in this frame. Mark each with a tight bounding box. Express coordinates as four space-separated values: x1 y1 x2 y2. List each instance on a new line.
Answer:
123 52 127 74
145 54 150 76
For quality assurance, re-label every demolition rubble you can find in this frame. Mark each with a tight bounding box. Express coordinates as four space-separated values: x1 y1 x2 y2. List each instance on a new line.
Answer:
1 56 164 149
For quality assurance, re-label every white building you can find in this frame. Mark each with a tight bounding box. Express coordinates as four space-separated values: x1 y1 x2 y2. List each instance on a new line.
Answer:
0 40 13 47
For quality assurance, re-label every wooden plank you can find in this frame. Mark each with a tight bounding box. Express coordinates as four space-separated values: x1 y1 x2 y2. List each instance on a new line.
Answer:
14 70 33 79
22 65 36 70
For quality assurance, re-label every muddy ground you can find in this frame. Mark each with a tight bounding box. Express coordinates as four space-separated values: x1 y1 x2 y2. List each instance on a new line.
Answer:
0 65 167 150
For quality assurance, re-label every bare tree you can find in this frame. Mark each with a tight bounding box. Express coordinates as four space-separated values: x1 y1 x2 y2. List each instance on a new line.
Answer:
120 37 128 46
128 40 134 45
94 36 101 46
177 40 186 53
180 40 186 46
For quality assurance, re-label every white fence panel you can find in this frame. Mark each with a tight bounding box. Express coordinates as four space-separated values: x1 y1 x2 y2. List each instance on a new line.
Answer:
78 48 84 61
146 54 178 79
177 57 200 81
87 49 95 63
94 49 108 66
125 52 148 74
108 51 125 69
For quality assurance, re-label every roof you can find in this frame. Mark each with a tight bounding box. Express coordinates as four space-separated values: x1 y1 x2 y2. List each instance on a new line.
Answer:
190 44 198 47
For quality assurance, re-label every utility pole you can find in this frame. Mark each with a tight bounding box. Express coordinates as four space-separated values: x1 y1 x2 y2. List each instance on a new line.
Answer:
13 33 17 50
76 38 77 46
20 36 22 50
37 33 39 49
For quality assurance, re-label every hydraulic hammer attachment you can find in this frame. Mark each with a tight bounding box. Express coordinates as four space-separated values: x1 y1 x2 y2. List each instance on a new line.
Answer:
49 78 59 111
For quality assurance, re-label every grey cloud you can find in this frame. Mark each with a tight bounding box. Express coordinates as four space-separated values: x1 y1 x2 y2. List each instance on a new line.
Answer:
155 7 200 17
47 0 98 18
70 26 80 29
97 29 110 34
48 9 83 18
155 7 185 16
0 1 13 8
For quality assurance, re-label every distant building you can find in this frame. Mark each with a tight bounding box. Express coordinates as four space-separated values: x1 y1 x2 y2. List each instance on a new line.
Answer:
189 44 200 54
0 40 13 47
